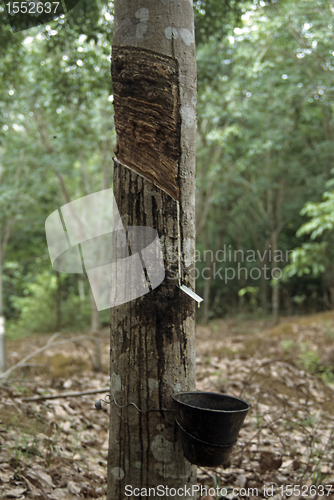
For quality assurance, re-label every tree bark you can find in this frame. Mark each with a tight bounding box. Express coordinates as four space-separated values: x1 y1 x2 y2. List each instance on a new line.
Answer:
201 271 211 324
271 230 280 325
0 308 5 374
91 290 101 372
0 229 7 373
108 1 197 498
56 272 62 331
252 234 269 315
0 249 4 373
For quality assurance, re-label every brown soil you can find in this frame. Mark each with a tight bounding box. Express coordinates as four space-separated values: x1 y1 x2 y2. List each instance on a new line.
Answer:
1 313 334 499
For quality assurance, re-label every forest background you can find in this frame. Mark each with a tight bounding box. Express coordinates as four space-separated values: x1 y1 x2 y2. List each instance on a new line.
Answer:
1 0 334 339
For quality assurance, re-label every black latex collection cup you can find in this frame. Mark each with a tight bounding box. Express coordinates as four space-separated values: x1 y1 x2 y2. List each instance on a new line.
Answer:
172 391 251 466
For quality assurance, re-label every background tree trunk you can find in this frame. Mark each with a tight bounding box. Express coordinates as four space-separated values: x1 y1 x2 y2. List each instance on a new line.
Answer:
201 271 212 324
0 260 5 372
90 290 101 372
271 230 280 325
107 0 197 498
0 235 4 372
56 273 62 331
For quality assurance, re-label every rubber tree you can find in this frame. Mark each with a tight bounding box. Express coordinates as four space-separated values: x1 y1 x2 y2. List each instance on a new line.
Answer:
107 0 197 498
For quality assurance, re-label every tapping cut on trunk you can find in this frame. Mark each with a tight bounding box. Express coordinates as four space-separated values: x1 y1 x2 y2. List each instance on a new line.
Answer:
112 46 181 200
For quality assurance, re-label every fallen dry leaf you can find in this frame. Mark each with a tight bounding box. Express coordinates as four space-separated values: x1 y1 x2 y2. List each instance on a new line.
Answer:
67 480 82 495
5 486 27 498
259 451 283 472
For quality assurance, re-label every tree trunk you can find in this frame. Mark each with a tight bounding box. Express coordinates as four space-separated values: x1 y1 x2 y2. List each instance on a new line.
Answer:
0 245 5 373
283 287 292 316
90 290 101 372
0 315 4 374
201 273 211 324
260 272 269 315
56 272 62 331
271 231 280 325
78 275 85 301
0 265 5 372
107 1 197 498
329 286 334 309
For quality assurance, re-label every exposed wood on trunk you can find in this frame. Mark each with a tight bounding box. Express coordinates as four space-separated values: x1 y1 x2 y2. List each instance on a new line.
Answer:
112 47 181 200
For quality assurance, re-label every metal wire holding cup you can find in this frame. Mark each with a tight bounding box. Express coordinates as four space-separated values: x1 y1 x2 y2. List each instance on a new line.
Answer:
94 394 175 413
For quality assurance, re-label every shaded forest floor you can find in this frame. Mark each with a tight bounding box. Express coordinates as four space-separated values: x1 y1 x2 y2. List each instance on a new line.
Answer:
1 311 334 499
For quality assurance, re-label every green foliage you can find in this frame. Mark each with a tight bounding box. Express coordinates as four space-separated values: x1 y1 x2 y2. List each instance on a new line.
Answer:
283 242 329 279
280 338 334 384
195 0 334 316
238 286 258 297
0 3 115 333
284 172 334 281
194 0 242 44
7 271 92 337
2 0 334 329
297 342 320 374
280 338 294 356
298 191 334 240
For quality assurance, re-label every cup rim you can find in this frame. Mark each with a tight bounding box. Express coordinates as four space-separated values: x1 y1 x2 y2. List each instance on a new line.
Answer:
172 391 251 413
